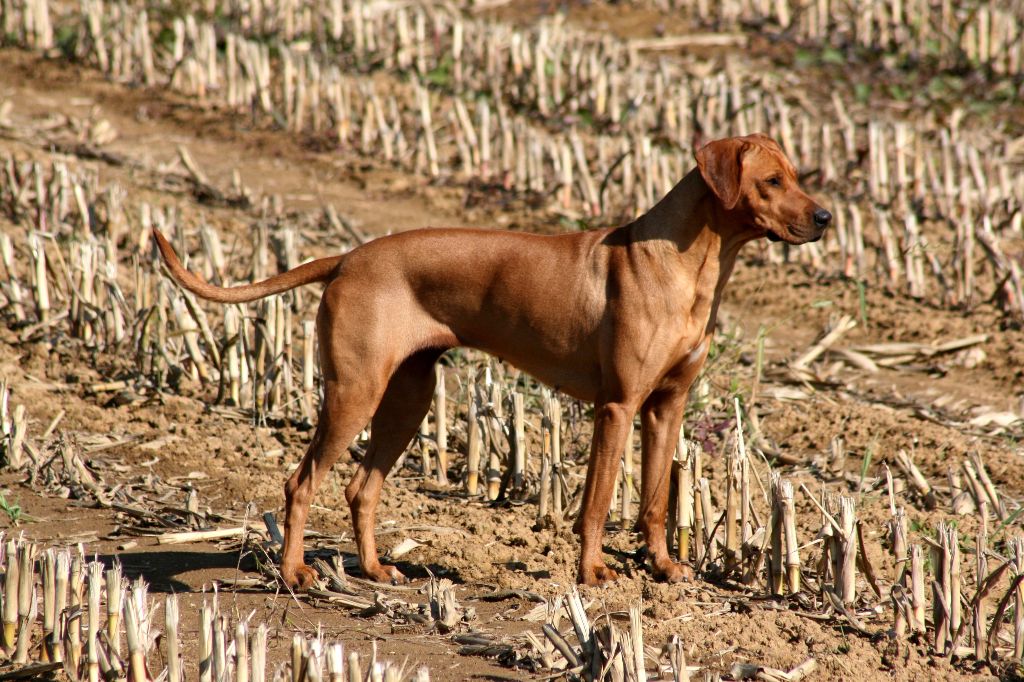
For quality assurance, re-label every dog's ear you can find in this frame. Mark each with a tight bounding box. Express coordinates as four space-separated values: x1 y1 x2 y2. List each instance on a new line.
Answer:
695 138 750 210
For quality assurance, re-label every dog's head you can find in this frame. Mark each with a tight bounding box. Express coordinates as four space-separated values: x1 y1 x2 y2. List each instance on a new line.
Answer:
695 133 831 244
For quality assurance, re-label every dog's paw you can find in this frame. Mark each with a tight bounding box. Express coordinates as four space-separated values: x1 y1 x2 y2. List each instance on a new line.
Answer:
653 560 694 583
577 563 620 586
364 562 408 585
281 563 318 591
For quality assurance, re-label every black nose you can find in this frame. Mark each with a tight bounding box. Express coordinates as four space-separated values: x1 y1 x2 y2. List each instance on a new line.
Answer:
813 208 832 228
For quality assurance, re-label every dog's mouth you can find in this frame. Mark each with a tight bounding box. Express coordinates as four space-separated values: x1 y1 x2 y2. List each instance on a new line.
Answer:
767 225 824 244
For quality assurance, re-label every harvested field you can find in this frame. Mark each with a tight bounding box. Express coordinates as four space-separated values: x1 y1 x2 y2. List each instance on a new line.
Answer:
0 1 1023 681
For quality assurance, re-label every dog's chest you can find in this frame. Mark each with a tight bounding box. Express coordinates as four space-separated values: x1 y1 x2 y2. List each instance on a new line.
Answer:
683 337 709 366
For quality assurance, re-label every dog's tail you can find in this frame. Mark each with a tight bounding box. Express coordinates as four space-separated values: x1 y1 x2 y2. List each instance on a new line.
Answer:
153 229 343 304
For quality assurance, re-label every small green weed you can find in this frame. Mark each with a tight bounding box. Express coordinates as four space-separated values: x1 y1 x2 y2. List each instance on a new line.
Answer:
858 440 875 492
856 280 869 327
0 493 24 525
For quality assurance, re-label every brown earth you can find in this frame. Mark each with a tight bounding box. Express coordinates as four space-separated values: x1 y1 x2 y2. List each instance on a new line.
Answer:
0 11 1022 682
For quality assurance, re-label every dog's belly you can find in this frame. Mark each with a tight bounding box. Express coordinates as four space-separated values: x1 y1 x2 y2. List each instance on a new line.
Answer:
455 330 602 403
488 354 601 403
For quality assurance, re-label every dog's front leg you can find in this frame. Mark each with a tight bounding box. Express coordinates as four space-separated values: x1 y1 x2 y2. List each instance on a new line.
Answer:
637 389 694 583
573 401 638 585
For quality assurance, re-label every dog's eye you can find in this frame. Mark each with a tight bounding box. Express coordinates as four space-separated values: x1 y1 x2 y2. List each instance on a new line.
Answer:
766 177 781 187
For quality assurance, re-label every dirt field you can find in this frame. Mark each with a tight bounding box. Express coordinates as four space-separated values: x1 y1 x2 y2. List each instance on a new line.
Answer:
1 2 1023 681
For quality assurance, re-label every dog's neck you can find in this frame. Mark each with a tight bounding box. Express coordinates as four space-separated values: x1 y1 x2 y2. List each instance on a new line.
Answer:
633 167 755 255
629 167 759 332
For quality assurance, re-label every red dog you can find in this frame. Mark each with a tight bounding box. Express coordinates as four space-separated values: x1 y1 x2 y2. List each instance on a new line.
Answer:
155 134 829 587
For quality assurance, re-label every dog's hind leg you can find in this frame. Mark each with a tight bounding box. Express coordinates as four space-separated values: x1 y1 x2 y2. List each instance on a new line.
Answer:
281 373 386 590
346 349 443 583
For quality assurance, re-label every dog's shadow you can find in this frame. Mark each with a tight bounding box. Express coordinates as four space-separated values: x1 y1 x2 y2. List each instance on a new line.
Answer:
390 561 465 583
97 549 243 593
98 545 469 594
340 551 468 585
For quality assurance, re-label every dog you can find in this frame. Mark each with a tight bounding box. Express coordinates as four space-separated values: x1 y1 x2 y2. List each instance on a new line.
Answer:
154 133 830 588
